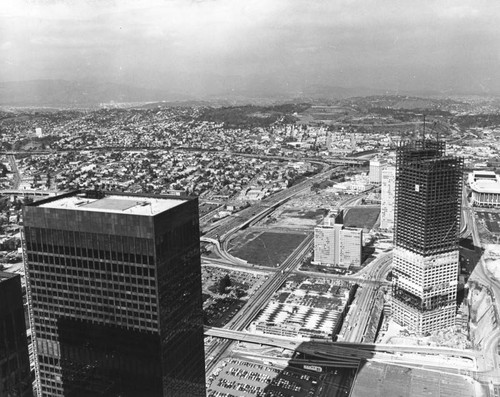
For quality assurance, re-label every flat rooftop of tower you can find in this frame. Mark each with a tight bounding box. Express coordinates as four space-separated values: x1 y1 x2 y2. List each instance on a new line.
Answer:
37 192 186 216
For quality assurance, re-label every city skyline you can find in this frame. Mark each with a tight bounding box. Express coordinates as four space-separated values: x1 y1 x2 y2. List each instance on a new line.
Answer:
0 0 500 387
0 97 498 396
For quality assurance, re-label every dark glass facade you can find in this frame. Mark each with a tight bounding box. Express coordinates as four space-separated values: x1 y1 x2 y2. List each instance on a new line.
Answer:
394 140 463 255
23 192 205 397
0 272 33 397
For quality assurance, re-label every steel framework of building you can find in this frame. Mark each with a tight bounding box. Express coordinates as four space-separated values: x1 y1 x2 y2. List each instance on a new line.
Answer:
392 140 464 329
394 140 463 256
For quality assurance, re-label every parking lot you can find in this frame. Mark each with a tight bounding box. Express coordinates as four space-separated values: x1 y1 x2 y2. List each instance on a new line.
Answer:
207 358 320 397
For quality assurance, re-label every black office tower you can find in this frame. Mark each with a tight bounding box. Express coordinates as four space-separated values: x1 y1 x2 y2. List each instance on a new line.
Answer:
392 140 463 333
22 191 205 397
0 272 33 397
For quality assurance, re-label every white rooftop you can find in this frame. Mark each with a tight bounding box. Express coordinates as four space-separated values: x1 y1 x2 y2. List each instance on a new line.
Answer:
471 179 500 194
472 170 496 177
38 194 185 216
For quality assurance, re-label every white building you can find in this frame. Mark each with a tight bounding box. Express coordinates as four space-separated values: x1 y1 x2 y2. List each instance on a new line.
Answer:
380 166 396 230
339 228 363 267
392 247 459 333
313 218 362 268
314 218 342 265
468 170 500 208
369 159 386 184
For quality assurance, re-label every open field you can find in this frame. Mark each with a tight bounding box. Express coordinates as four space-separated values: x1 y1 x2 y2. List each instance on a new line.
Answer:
281 208 328 220
270 206 329 229
343 206 380 230
228 230 307 267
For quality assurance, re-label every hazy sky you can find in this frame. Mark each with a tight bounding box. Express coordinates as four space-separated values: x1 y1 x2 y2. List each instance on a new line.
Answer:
1 0 500 96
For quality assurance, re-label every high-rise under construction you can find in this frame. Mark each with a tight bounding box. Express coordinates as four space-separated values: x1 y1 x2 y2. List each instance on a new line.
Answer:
392 140 463 333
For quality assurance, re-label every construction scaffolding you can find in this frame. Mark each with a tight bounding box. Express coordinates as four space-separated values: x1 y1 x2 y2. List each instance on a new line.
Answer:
392 139 463 333
392 284 456 312
394 140 464 256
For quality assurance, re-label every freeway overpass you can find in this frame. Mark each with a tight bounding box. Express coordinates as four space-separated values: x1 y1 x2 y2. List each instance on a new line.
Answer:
323 157 369 166
0 189 59 199
205 327 480 371
234 350 361 369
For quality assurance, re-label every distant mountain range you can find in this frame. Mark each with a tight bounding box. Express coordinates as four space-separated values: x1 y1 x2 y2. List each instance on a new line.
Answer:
0 79 496 108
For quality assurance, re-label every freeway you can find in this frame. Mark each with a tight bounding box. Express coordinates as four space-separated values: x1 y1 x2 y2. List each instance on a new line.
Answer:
203 167 333 240
2 147 364 169
205 327 479 372
200 236 248 266
461 185 500 385
202 169 382 377
295 269 390 287
204 168 337 376
8 155 21 189
339 252 393 342
459 187 472 239
0 189 58 196
203 178 385 375
202 257 274 275
355 251 393 281
233 349 360 369
345 285 378 343
199 204 224 224
204 234 314 376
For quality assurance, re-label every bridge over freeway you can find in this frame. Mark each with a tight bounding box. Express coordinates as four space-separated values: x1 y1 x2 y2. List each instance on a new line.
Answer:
323 157 369 166
234 350 360 369
0 189 59 199
205 327 480 374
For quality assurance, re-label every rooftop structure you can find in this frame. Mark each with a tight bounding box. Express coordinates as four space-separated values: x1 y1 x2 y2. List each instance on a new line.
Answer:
468 171 500 208
38 192 184 215
249 279 353 341
468 170 498 184
470 179 500 194
23 190 206 397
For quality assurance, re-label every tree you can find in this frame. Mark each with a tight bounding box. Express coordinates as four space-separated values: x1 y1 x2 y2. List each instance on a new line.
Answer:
217 274 232 295
0 163 7 177
233 288 246 298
